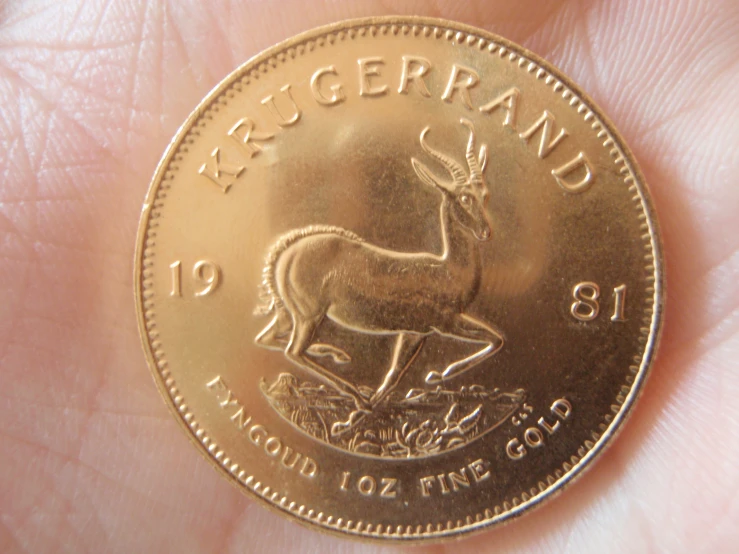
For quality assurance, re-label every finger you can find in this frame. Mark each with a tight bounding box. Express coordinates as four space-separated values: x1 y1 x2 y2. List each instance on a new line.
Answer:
1 1 737 553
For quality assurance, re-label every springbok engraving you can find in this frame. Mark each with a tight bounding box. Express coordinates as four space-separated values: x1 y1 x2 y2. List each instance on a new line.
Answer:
254 118 505 439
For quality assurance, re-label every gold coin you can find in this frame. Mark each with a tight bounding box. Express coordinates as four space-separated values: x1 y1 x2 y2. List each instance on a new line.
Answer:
134 16 663 542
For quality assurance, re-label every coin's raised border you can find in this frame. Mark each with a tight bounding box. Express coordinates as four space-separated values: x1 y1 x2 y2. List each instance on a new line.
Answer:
134 16 664 542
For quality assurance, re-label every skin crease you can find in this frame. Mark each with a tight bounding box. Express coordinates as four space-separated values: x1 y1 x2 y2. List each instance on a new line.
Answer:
0 0 737 551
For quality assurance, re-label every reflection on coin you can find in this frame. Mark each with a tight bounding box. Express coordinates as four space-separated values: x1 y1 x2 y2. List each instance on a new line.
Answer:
134 16 664 542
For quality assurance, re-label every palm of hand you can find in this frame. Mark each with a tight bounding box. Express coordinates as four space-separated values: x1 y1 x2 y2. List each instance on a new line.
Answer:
1 1 737 552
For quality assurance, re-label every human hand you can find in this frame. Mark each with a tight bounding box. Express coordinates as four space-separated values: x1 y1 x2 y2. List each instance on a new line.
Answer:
1 1 737 552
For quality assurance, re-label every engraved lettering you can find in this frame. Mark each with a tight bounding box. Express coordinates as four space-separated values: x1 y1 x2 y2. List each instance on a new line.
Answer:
379 477 398 498
280 446 302 469
612 284 627 322
506 398 573 460
227 117 274 157
264 436 282 456
219 389 239 409
571 282 629 322
206 377 318 478
538 415 560 435
310 65 346 106
571 281 600 322
398 55 432 97
511 402 534 426
339 471 351 491
198 147 244 193
420 475 435 497
248 424 267 446
519 110 568 159
448 468 470 491
552 151 595 193
192 260 221 296
358 57 388 97
339 472 399 497
229 408 252 430
551 398 573 420
506 438 526 460
468 459 491 483
169 261 182 297
524 427 545 448
357 475 377 496
436 474 451 494
441 64 479 110
261 84 301 127
170 260 222 297
421 459 492 496
300 457 317 478
206 375 226 392
478 87 520 128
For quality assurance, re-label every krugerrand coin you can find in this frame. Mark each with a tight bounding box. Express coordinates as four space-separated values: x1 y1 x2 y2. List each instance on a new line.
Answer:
135 16 664 542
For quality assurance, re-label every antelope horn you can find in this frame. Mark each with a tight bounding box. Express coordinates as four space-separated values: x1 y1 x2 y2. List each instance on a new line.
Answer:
461 118 484 184
419 127 467 186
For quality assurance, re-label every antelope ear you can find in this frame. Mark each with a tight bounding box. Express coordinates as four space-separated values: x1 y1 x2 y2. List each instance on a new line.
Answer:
479 145 488 173
412 158 451 192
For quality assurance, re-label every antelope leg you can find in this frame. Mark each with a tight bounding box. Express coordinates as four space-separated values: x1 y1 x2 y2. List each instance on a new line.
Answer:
285 319 369 411
369 333 426 408
255 311 291 351
429 313 504 382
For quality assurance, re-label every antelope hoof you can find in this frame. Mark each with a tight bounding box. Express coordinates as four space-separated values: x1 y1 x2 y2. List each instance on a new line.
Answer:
425 371 445 385
330 409 370 437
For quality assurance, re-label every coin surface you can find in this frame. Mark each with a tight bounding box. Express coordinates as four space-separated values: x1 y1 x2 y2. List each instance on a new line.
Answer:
134 16 663 542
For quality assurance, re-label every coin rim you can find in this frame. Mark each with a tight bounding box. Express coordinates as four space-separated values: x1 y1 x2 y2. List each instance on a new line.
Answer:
133 15 665 543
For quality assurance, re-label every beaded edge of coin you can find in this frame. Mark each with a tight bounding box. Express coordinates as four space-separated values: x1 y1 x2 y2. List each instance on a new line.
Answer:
134 16 664 542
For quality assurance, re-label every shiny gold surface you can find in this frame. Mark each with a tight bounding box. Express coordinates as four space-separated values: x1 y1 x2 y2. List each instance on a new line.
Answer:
134 16 663 542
